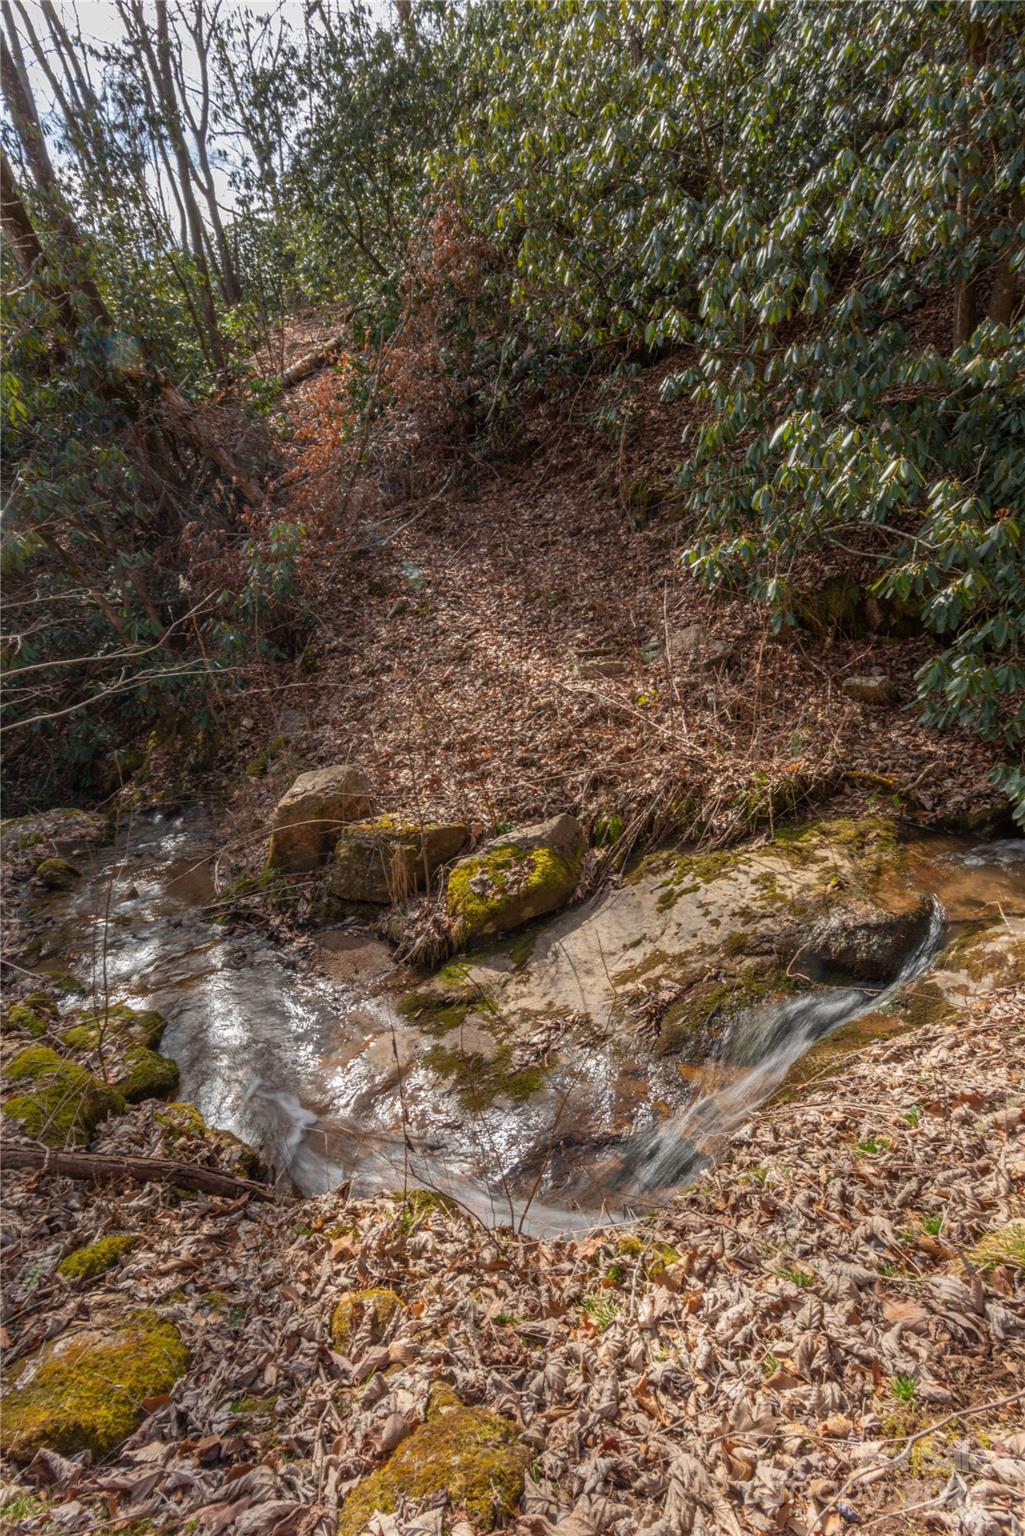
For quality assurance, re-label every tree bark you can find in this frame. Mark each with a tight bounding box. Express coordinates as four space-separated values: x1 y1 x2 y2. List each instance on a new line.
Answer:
2 1141 280 1202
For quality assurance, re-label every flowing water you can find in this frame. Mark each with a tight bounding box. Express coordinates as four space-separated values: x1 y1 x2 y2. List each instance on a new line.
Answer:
21 806 1025 1232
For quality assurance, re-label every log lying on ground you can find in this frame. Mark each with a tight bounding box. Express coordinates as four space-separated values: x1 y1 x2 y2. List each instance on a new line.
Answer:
2 1142 282 1202
279 328 351 389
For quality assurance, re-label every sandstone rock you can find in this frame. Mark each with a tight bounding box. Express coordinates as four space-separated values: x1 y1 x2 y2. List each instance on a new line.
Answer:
787 895 933 983
329 816 467 903
267 765 372 872
447 814 585 944
841 674 897 705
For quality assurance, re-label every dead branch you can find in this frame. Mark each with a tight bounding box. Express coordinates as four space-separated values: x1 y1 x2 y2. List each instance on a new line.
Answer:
2 1141 283 1202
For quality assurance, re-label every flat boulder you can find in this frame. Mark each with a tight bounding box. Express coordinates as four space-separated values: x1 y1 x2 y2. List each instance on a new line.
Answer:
842 674 897 705
447 814 585 945
329 816 467 903
267 765 372 872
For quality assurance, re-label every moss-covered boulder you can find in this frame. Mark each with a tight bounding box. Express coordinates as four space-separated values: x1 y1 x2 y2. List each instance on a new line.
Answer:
59 1006 177 1105
330 1288 404 1353
3 1003 50 1038
447 815 585 945
152 1102 267 1180
116 1046 179 1103
35 856 82 890
57 1234 139 1283
0 1313 188 1462
2 1048 124 1147
267 764 373 873
329 816 467 904
337 1388 526 1536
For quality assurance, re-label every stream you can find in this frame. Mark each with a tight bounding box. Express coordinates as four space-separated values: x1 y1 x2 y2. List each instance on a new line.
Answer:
23 807 1025 1232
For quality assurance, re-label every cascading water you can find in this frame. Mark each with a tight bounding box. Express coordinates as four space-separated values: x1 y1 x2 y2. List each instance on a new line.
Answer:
609 898 946 1195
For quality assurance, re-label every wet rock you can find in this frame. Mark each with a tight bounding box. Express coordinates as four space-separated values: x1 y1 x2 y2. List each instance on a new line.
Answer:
336 1385 526 1536
786 895 933 983
329 816 467 904
447 814 585 945
0 1312 188 1462
841 674 897 705
2 1047 125 1146
267 764 373 873
35 856 81 890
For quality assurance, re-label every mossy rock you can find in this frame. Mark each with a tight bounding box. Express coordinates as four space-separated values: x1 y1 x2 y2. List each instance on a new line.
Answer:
657 972 798 1057
330 816 467 904
3 1003 50 1038
69 1004 168 1050
447 815 584 944
0 1312 188 1463
968 1221 1025 1273
2 1047 124 1147
117 1046 180 1104
331 1288 404 1353
35 857 82 890
22 991 59 1018
337 1390 526 1536
57 1234 139 1283
152 1102 266 1180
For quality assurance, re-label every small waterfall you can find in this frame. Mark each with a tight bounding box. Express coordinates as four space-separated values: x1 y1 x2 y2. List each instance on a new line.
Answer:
609 898 946 1195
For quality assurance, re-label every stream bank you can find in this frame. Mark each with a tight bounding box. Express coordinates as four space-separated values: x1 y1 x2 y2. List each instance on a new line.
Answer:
4 806 1022 1230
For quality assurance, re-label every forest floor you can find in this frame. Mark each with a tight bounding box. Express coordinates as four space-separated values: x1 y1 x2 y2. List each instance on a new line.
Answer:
203 328 1012 885
1 988 1022 1535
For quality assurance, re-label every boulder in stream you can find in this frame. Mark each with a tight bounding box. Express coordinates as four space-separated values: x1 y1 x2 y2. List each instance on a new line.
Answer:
2 1047 124 1147
447 814 585 945
780 894 934 983
329 816 467 903
267 764 372 873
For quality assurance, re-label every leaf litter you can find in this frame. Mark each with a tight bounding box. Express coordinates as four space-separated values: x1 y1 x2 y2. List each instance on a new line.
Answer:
1 985 1022 1535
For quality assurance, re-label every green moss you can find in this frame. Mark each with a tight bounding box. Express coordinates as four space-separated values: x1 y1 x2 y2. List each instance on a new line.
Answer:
73 1004 167 1048
776 1009 912 1097
889 979 953 1028
423 1040 546 1109
230 1393 279 1417
392 1189 460 1219
397 990 478 1036
3 1047 124 1147
245 734 287 777
657 972 797 1056
22 991 59 1018
940 925 1025 988
153 1103 264 1179
35 857 81 890
4 1003 49 1037
57 1234 139 1282
331 1288 404 1353
615 1235 644 1257
447 842 581 942
117 1046 180 1103
46 971 86 995
968 1221 1025 1272
337 1393 526 1536
0 1312 188 1462
506 926 540 969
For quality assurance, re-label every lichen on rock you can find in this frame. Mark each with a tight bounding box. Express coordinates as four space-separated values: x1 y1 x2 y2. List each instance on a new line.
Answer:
57 1234 139 1283
0 1312 188 1462
447 814 584 944
2 1047 124 1146
331 1287 404 1353
330 815 467 904
336 1387 526 1536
